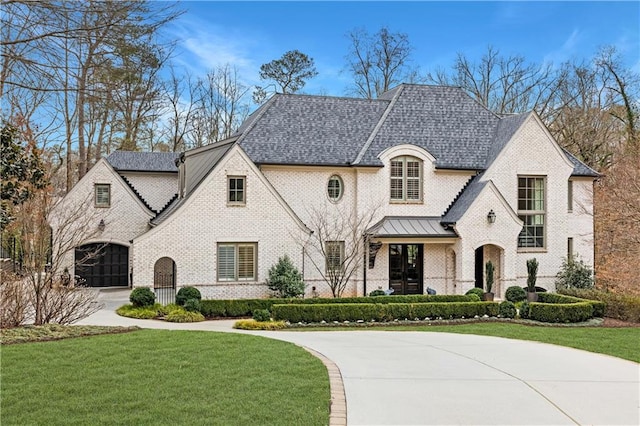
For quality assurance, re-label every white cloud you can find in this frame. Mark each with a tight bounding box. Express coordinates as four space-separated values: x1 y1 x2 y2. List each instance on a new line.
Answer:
542 28 582 66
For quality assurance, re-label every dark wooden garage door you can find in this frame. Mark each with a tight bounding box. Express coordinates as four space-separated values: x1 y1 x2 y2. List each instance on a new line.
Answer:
75 243 128 287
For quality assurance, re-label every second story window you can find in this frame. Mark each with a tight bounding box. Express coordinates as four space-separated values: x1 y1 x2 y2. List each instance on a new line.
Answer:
228 176 245 205
390 156 422 202
95 184 111 207
327 175 343 202
518 176 546 249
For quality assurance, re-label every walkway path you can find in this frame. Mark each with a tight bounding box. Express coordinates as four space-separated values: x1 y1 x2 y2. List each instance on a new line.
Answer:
78 289 640 425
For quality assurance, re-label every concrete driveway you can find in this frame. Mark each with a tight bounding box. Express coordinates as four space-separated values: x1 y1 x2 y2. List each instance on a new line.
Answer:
79 289 639 425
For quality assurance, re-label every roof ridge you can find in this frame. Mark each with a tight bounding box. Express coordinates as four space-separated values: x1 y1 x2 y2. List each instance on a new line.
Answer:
352 85 405 165
236 94 280 146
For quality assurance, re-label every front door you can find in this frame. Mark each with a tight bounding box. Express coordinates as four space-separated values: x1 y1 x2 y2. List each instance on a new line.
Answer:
389 244 423 295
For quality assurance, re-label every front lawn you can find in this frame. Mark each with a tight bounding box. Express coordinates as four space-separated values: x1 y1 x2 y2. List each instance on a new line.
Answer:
391 322 640 363
1 329 330 425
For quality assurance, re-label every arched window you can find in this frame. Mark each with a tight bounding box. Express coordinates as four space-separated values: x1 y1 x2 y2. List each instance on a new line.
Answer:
327 175 343 202
390 156 422 202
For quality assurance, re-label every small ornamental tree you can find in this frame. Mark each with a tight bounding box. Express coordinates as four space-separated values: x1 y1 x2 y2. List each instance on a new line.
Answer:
526 258 539 292
266 255 305 298
485 261 495 294
555 256 594 290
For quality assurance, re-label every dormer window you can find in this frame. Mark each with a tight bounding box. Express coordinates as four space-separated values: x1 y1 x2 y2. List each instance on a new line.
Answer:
390 156 422 202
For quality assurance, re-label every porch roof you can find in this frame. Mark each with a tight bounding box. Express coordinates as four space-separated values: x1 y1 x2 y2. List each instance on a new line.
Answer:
367 216 458 238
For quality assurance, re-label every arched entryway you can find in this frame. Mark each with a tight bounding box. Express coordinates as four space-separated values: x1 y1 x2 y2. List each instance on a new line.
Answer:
75 243 129 287
154 257 176 305
474 244 503 294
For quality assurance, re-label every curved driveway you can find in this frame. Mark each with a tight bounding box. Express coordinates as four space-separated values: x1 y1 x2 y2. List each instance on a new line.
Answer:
79 290 639 425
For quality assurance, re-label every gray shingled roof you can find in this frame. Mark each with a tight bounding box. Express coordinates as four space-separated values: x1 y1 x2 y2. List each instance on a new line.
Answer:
356 85 500 168
563 149 600 177
368 216 458 238
441 177 487 224
106 151 180 172
485 113 531 168
238 94 389 165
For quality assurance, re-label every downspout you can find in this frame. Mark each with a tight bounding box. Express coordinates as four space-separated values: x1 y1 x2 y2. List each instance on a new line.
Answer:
363 236 367 296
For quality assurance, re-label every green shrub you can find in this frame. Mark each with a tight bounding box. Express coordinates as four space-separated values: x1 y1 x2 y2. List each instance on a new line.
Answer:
266 255 305 298
233 319 287 330
200 300 229 317
226 300 251 317
526 258 539 292
197 294 475 318
165 307 205 323
116 303 159 319
369 289 386 297
505 286 526 303
465 288 484 299
176 286 202 306
253 309 271 322
271 302 500 323
499 301 517 318
519 301 530 319
183 298 202 313
528 301 593 323
158 304 181 316
129 288 155 308
467 294 481 302
555 257 594 290
485 261 494 293
557 288 640 322
537 292 605 317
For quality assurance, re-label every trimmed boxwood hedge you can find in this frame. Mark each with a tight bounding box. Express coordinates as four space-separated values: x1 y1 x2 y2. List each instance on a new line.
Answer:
271 302 500 323
199 294 474 318
528 301 594 323
557 288 640 323
537 292 605 317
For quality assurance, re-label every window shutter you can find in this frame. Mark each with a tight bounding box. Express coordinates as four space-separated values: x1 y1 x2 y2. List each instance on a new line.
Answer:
238 244 255 280
218 245 236 280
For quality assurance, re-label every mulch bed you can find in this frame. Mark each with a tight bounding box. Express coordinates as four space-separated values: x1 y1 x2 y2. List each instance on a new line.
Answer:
602 318 640 327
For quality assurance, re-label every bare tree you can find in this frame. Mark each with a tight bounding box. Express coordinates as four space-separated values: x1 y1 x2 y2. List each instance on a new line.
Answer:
191 65 251 147
344 27 419 99
2 1 182 191
253 50 318 103
428 45 563 120
300 202 381 297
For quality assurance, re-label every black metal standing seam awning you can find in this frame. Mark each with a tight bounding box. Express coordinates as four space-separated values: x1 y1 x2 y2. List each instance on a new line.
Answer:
367 216 458 238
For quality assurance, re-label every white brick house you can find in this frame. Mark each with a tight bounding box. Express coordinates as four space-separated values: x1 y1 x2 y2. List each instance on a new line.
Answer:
50 84 598 299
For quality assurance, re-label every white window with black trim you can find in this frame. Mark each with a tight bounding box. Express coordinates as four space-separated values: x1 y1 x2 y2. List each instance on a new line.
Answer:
390 156 422 202
95 184 111 207
327 175 344 202
227 176 245 205
325 241 345 274
217 243 256 281
517 176 546 249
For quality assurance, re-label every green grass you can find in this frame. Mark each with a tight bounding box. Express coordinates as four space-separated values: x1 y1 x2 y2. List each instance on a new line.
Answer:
387 322 640 363
1 329 330 425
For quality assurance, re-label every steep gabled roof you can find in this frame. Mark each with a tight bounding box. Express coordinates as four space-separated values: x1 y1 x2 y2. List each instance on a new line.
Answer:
350 85 501 168
183 138 237 196
441 177 488 224
485 113 531 168
237 94 389 166
562 149 600 177
106 151 180 172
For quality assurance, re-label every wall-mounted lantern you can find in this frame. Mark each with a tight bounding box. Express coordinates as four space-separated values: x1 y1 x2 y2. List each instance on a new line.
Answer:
487 210 496 224
98 219 106 232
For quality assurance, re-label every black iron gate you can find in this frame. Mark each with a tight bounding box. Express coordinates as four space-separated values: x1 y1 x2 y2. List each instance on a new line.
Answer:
154 257 176 305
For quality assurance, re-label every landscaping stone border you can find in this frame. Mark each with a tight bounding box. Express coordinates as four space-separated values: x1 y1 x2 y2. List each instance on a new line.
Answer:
303 347 347 426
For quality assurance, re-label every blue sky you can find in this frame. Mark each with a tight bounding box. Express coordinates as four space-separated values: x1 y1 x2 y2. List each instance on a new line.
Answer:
168 1 639 97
